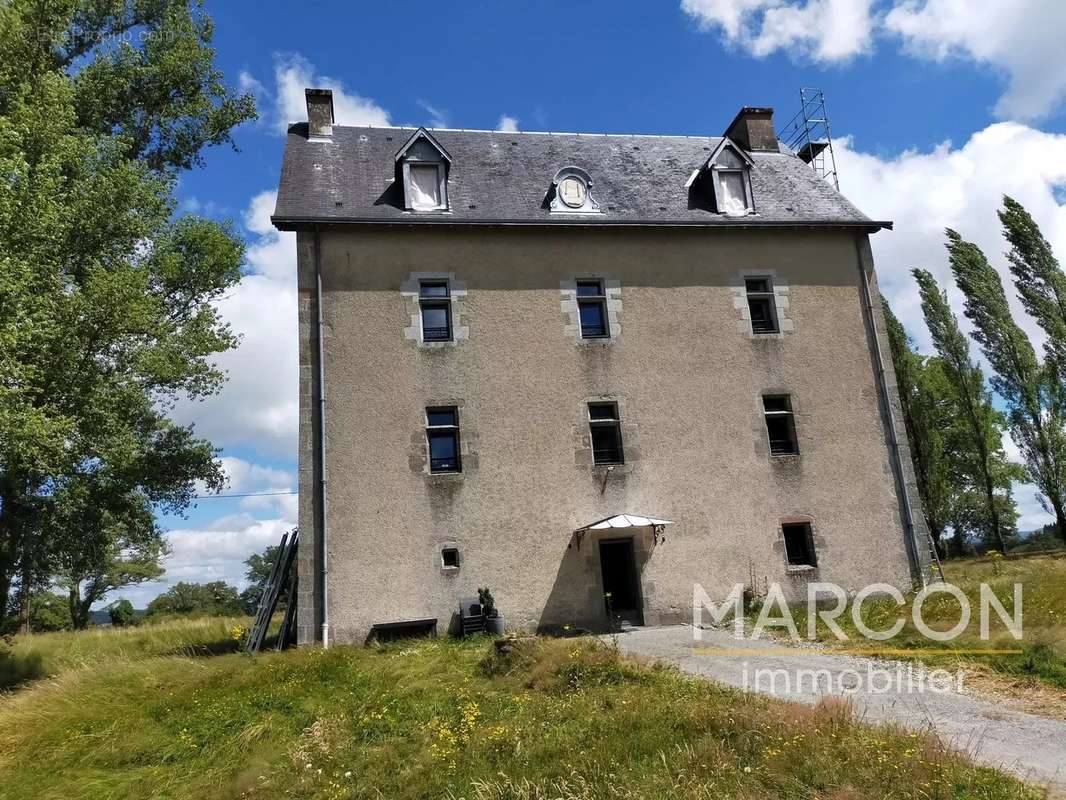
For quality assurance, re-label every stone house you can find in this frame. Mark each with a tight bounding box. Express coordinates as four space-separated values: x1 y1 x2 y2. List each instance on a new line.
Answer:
272 89 929 646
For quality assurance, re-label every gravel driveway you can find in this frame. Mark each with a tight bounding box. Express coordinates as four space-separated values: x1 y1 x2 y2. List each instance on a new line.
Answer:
611 624 1066 795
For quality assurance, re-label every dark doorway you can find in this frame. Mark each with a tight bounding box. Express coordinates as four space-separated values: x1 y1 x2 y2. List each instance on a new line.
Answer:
598 538 643 626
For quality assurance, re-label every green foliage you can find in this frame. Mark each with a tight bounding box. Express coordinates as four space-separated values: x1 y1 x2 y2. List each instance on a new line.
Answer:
145 581 245 619
0 0 255 630
28 592 73 633
947 226 1066 544
0 630 1036 799
912 269 1019 553
478 586 497 617
240 542 287 612
107 598 136 627
883 299 952 546
1000 195 1066 382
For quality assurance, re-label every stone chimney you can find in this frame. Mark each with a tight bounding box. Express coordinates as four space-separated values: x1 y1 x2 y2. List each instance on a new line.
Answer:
305 88 334 137
724 107 778 152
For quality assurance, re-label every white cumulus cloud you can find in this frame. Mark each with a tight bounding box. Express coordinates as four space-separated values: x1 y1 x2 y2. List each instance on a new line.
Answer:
171 190 298 457
681 0 875 62
834 121 1066 531
834 122 1066 352
243 53 391 132
682 0 1066 118
885 0 1066 121
114 515 296 607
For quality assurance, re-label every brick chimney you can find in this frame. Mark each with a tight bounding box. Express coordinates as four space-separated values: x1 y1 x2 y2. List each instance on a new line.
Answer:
724 107 778 152
305 88 334 137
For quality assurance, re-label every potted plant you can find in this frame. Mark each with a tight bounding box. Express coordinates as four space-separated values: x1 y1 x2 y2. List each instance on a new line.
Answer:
479 587 504 635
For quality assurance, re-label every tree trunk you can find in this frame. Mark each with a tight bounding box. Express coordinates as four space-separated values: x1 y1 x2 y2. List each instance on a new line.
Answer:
929 526 945 559
0 480 14 627
949 516 968 558
17 577 30 635
1051 495 1066 546
68 584 91 630
982 481 1006 553
0 569 10 628
17 516 32 635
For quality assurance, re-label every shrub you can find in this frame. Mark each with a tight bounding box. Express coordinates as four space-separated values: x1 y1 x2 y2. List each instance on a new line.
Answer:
108 599 137 627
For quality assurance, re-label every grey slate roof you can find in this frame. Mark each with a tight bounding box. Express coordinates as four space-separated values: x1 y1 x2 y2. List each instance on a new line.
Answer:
272 123 887 230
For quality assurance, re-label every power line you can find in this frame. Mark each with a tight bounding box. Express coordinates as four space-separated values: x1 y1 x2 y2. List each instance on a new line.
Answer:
191 490 298 499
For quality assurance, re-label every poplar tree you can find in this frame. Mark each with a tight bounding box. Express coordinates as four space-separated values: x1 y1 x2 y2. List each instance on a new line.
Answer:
913 268 1012 553
999 196 1066 383
945 230 1066 543
883 300 950 552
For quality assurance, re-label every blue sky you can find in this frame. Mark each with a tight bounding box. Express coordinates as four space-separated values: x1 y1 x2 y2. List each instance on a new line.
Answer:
119 0 1066 606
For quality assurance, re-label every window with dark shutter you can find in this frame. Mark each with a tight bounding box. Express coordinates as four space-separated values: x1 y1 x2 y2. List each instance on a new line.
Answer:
426 406 461 472
576 280 609 338
782 522 817 567
763 395 798 455
745 277 778 334
588 402 624 465
420 281 452 342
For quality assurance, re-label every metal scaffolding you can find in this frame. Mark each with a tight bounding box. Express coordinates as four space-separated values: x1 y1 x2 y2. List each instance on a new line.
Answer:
780 88 839 190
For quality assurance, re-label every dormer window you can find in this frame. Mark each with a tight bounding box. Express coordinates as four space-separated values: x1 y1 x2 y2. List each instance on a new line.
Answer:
409 164 442 210
702 139 755 216
395 128 451 213
550 167 600 214
559 175 588 208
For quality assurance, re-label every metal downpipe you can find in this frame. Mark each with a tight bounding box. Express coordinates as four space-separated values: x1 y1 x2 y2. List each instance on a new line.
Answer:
314 226 330 647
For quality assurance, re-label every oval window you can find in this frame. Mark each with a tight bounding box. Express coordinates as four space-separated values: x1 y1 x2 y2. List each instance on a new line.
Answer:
559 176 588 208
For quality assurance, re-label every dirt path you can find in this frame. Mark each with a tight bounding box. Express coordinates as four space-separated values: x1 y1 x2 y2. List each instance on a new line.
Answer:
612 625 1066 795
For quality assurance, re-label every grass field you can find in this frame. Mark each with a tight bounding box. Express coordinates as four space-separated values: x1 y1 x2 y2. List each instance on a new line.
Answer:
782 554 1066 691
0 616 246 690
0 619 1039 799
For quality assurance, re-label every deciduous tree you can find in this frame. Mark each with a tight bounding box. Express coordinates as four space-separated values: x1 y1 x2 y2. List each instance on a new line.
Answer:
0 0 255 631
913 268 1015 553
945 230 1066 544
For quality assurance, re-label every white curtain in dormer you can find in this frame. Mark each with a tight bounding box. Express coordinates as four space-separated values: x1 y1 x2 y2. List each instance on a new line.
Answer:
409 164 441 210
719 171 747 215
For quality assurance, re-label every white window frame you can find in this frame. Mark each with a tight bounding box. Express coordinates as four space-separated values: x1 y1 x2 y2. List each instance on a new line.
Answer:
703 139 755 216
711 166 753 216
403 160 448 212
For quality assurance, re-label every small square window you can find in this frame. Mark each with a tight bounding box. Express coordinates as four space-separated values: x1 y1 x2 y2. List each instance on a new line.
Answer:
420 281 452 342
782 522 817 568
576 280 609 339
441 548 460 569
763 395 798 455
745 277 778 334
426 406 461 473
588 402 624 465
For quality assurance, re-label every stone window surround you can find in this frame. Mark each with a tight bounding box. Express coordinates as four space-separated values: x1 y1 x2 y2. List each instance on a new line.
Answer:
758 390 801 462
560 276 622 345
439 543 461 574
574 394 639 475
408 398 479 478
754 388 803 461
731 270 793 338
402 272 469 347
771 515 825 576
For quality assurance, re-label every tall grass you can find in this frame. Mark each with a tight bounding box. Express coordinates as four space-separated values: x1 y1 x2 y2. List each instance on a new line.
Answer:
0 631 1038 799
784 555 1066 688
0 616 247 690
